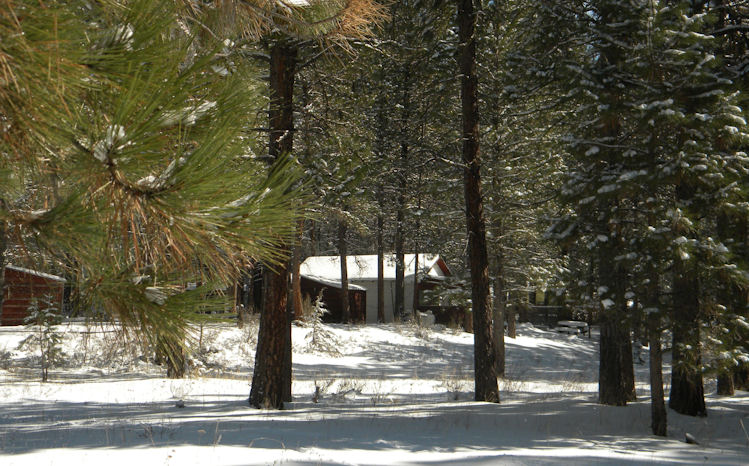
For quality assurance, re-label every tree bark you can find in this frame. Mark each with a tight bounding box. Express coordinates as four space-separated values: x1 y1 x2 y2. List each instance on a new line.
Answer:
458 0 499 403
394 163 406 321
493 273 506 377
648 311 667 436
290 218 304 320
338 214 350 323
643 247 667 435
668 181 706 417
717 372 735 396
376 210 385 323
394 71 410 322
250 41 297 409
394 226 405 321
506 302 516 339
716 210 746 396
412 249 420 324
0 220 6 324
668 257 706 416
598 236 634 405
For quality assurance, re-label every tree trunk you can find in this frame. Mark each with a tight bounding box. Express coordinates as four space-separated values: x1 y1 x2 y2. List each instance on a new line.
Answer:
250 41 297 409
599 314 631 406
735 365 749 391
412 249 420 324
394 154 406 321
377 210 385 323
668 258 706 416
0 220 6 324
717 372 735 396
716 210 746 396
458 0 499 403
623 322 636 402
648 311 667 436
290 218 304 320
394 72 410 323
493 273 506 377
643 255 667 435
668 181 706 417
338 215 350 323
506 302 516 339
598 238 634 405
394 223 405 321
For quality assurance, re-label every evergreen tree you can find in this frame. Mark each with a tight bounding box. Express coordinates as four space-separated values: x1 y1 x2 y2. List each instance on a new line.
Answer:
195 0 386 408
458 0 499 403
1 0 300 373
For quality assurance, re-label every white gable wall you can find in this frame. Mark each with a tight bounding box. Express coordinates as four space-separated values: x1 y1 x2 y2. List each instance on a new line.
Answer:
301 254 446 323
357 276 417 323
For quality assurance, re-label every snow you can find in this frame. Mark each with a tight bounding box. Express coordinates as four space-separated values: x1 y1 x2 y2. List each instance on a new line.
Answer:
584 146 599 156
301 254 448 281
0 321 747 465
5 265 66 283
93 125 126 163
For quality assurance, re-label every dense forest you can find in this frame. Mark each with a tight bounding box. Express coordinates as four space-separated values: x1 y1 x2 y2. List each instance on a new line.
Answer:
1 0 747 442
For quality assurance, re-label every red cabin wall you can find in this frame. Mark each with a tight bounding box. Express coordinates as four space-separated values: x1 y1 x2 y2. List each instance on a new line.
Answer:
1 268 64 326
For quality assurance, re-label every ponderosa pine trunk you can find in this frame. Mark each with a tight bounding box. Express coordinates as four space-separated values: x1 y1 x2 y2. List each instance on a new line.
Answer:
250 41 297 409
412 247 420 324
0 220 6 324
338 215 350 323
394 146 407 322
394 207 405 321
506 301 516 339
458 0 499 403
376 208 385 323
394 72 410 323
493 273 506 377
291 218 304 320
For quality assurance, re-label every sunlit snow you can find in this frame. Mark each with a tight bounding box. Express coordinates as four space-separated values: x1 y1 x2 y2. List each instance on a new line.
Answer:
0 321 746 465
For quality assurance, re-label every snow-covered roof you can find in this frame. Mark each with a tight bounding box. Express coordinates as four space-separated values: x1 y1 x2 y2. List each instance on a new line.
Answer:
5 265 66 283
300 254 450 282
301 274 366 291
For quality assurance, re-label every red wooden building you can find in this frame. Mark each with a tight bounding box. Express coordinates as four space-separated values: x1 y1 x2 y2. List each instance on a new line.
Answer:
300 275 366 323
1 265 66 326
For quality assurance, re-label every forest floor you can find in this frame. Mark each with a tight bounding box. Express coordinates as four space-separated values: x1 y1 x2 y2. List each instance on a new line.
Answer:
0 319 746 465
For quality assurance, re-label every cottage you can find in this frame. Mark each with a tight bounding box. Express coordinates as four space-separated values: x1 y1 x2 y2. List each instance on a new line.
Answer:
300 254 452 323
300 275 367 323
1 265 66 326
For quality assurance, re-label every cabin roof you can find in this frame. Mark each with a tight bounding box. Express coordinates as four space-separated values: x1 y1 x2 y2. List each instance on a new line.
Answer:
300 254 451 282
5 265 66 283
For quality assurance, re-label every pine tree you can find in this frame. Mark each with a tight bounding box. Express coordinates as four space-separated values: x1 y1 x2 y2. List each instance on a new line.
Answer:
193 0 386 409
458 0 499 403
1 0 300 373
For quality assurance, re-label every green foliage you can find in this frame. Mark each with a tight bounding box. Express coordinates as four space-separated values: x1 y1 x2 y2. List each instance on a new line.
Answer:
18 296 64 382
1 0 304 358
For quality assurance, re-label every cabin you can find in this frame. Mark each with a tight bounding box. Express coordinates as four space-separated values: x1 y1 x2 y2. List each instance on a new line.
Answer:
300 275 367 323
1 265 66 326
300 254 452 323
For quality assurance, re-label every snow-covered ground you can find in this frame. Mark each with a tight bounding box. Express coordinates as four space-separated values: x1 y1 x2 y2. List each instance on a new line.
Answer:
0 320 747 465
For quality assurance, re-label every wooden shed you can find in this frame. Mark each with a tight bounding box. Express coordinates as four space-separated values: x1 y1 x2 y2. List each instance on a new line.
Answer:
300 275 366 323
1 265 66 326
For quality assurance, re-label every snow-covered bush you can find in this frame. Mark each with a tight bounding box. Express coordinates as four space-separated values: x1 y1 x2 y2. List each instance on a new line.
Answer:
303 292 341 356
17 296 63 382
